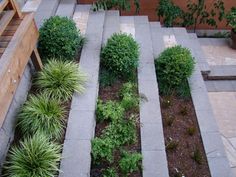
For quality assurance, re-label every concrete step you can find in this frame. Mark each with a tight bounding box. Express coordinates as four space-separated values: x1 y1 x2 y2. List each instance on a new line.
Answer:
207 65 236 80
34 0 60 28
56 0 76 18
59 9 106 177
120 16 135 37
205 80 236 92
102 10 120 44
73 5 91 35
135 16 169 177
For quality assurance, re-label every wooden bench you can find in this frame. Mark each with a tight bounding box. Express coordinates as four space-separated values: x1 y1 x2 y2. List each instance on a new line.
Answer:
0 0 42 126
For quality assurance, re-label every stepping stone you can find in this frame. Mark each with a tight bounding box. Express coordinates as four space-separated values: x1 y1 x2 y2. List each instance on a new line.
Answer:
208 65 236 80
135 16 169 177
56 0 76 18
205 80 236 92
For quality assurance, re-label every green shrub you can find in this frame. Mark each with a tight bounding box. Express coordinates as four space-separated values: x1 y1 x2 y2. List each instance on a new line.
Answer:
102 117 137 146
91 137 115 163
155 45 195 95
119 151 142 175
176 80 191 99
4 134 61 177
96 100 124 122
102 167 118 177
38 16 84 61
99 69 117 88
17 94 65 140
226 7 236 33
101 33 139 79
36 59 87 101
119 82 137 97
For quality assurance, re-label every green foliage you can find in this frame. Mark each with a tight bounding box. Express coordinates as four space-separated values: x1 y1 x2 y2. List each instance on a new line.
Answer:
176 80 191 99
187 127 196 136
102 117 137 146
91 137 115 163
179 106 188 116
92 0 140 14
102 167 118 177
99 69 117 88
101 33 139 79
36 59 87 101
4 134 61 177
17 94 65 140
166 139 178 151
38 16 84 61
155 46 195 95
96 100 125 122
191 148 203 164
226 7 236 32
156 0 182 27
120 82 139 111
119 151 142 175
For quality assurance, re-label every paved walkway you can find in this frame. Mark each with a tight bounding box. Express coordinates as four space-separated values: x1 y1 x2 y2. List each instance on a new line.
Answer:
208 92 236 175
199 38 236 65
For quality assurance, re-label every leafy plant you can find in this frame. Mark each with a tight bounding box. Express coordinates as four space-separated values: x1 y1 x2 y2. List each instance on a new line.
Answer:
155 46 195 95
38 16 84 61
17 94 65 140
96 100 125 122
99 69 117 88
162 99 172 109
156 0 182 27
119 151 142 175
91 137 115 163
187 127 196 136
102 167 118 177
101 33 139 79
92 0 140 14
179 106 188 116
36 59 87 101
3 134 61 177
191 148 202 164
102 117 137 146
226 7 236 33
165 115 175 127
166 139 178 151
176 79 191 99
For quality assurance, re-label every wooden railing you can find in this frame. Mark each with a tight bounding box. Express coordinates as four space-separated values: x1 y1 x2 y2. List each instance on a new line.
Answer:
0 0 42 127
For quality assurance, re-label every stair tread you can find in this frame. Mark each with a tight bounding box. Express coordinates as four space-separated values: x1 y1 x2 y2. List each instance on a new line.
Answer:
56 0 76 18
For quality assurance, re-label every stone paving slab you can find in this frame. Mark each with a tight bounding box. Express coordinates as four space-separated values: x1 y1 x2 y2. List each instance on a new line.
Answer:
56 0 76 18
59 10 105 177
120 16 135 37
208 65 236 80
22 0 42 12
205 80 236 92
135 17 169 177
73 5 90 35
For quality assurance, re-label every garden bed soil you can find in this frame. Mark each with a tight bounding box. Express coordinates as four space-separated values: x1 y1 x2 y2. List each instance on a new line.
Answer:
91 79 142 177
160 94 211 177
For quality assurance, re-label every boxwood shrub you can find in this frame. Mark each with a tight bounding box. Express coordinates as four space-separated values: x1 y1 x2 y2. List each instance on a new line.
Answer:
38 16 84 61
3 134 61 177
155 45 195 95
101 33 139 79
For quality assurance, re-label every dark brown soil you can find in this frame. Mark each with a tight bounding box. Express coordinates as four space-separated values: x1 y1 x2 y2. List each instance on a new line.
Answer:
91 79 142 177
160 94 211 177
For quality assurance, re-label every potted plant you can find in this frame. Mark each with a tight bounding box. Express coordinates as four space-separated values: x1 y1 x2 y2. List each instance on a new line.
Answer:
226 7 236 49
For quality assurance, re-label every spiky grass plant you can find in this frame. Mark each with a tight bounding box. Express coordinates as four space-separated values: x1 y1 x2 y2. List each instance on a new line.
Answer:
17 93 65 140
36 59 87 101
3 134 61 177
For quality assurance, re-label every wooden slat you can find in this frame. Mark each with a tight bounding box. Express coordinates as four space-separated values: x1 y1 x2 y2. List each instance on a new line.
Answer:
5 25 18 31
0 0 8 13
0 48 5 54
8 18 22 25
0 41 8 48
31 47 42 71
0 10 15 36
10 0 22 19
0 13 39 126
2 30 15 36
0 35 12 42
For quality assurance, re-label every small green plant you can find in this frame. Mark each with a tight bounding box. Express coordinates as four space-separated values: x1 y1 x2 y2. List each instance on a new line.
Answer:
36 59 87 101
166 139 178 151
165 115 175 127
179 106 188 116
17 94 65 140
156 0 182 27
101 33 139 79
91 137 115 163
4 134 61 177
226 7 236 33
155 46 195 95
102 117 137 146
119 82 137 97
119 151 142 175
187 127 196 136
38 16 84 61
99 69 117 88
96 100 125 122
102 167 118 177
191 148 202 164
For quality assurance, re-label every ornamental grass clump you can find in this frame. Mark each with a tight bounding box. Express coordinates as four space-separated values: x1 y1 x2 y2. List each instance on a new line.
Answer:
17 93 65 140
155 45 195 95
36 59 87 101
4 134 61 177
38 16 84 61
101 33 139 79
